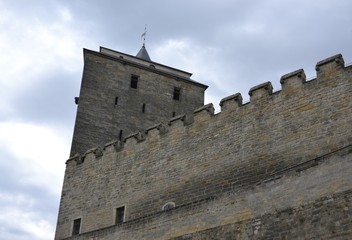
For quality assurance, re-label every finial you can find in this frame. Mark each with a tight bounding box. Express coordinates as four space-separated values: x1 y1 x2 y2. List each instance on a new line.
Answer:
141 24 147 46
136 25 151 61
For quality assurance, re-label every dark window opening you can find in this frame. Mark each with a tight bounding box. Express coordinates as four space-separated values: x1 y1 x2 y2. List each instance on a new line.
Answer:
72 218 81 235
173 87 181 100
172 112 176 117
119 130 123 141
142 103 146 113
115 206 125 224
115 97 118 105
130 75 139 89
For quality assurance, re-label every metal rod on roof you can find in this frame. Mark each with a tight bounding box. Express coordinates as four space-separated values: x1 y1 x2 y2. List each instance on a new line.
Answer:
141 24 147 46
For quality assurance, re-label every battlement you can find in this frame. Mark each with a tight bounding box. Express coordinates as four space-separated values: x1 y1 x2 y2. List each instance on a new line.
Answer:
56 53 352 239
70 46 207 156
66 53 351 164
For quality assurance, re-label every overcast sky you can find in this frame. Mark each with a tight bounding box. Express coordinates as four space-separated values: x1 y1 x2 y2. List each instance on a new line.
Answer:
0 0 351 239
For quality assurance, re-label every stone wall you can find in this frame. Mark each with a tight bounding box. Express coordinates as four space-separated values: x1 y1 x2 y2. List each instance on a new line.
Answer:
70 48 207 156
55 54 352 239
60 146 352 239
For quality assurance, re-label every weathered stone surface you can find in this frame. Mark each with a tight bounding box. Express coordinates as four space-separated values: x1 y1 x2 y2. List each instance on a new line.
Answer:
70 48 207 156
55 52 352 240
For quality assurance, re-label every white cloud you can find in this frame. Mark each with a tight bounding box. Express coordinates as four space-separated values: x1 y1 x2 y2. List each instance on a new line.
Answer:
0 1 350 239
0 121 69 195
0 3 82 239
59 6 73 23
153 38 230 110
0 121 69 239
0 206 54 240
240 23 266 34
0 4 90 115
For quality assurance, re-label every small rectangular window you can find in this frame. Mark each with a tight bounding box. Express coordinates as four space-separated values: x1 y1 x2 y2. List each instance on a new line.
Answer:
130 75 139 89
173 87 181 100
72 218 81 235
115 96 118 105
115 206 125 224
142 103 146 113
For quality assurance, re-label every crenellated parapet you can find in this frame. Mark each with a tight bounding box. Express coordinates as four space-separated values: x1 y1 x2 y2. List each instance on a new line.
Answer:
57 53 352 240
168 114 186 126
220 93 243 112
124 131 145 144
315 53 344 78
248 81 273 102
193 103 215 123
145 123 168 135
280 69 306 94
65 53 351 166
194 103 215 115
104 139 123 152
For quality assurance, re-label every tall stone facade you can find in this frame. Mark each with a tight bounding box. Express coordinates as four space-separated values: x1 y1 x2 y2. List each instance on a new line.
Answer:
70 46 207 156
55 48 352 239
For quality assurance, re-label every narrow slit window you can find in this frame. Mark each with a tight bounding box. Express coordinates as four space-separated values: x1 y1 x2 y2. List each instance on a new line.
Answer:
142 103 146 113
119 130 123 141
173 87 181 100
115 97 118 105
130 75 139 89
72 218 81 235
115 206 125 225
172 112 176 117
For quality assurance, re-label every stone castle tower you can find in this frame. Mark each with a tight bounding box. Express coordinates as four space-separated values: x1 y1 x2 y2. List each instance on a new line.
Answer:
70 45 207 156
55 44 352 239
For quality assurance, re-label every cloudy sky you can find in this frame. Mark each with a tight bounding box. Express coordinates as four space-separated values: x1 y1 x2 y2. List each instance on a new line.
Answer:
0 0 351 239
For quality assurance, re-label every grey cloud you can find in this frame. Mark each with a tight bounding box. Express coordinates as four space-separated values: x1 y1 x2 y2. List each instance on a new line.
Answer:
9 71 79 126
0 154 59 240
1 0 352 239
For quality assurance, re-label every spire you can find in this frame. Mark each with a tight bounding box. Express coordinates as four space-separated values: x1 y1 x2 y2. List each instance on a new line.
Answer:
136 44 151 61
136 25 151 61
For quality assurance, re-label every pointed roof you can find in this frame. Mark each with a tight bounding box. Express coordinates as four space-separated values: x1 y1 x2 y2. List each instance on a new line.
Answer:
136 44 151 61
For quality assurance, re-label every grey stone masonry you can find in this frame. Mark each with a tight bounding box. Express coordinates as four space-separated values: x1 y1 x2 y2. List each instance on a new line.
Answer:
69 47 207 156
55 52 352 239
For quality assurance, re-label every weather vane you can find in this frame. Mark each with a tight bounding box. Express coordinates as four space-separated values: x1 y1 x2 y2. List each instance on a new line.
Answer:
141 24 147 46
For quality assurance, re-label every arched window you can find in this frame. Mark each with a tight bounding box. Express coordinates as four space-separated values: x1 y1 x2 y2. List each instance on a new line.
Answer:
162 202 176 211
